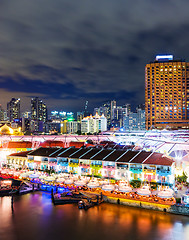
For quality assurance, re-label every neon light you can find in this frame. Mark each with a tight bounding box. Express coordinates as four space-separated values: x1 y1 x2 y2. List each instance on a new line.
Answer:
156 55 173 61
59 112 66 116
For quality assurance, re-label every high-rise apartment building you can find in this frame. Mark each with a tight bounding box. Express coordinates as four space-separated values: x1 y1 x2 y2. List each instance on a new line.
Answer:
31 97 47 122
94 101 111 129
81 113 107 134
0 105 5 121
110 100 116 121
145 55 189 130
7 98 20 122
124 107 145 131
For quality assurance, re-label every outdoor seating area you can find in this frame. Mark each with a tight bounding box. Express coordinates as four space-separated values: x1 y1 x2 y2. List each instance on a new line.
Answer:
0 168 180 205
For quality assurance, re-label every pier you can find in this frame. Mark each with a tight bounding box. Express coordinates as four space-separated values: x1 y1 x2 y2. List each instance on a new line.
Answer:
52 189 103 210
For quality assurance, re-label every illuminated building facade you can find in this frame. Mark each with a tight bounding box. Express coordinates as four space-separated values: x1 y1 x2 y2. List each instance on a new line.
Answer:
0 105 5 121
124 108 145 131
81 113 107 134
7 147 175 186
145 55 189 130
7 98 20 122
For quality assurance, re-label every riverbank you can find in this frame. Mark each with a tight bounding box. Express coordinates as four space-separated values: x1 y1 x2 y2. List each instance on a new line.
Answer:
103 195 189 216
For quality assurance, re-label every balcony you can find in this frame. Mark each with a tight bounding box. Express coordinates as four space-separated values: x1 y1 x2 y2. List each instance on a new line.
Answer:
90 164 102 168
80 163 90 167
69 163 79 167
156 169 171 175
143 168 156 173
103 165 115 169
130 167 142 173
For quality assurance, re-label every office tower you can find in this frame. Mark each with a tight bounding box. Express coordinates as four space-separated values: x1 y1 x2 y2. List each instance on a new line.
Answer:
0 105 5 121
21 118 30 133
123 103 131 115
111 104 130 128
102 101 111 129
124 107 145 131
7 98 20 122
31 97 47 122
111 100 116 120
22 111 31 119
145 55 189 130
77 111 84 122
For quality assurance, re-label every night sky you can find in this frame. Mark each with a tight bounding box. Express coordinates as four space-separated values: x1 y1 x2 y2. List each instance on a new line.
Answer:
1 0 189 113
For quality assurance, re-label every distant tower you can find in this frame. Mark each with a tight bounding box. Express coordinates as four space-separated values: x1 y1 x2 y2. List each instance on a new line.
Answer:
7 98 20 122
31 97 47 122
0 105 5 121
111 100 116 120
84 100 89 117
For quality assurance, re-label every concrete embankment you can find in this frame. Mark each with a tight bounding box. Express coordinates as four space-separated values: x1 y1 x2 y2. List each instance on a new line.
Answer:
103 195 189 216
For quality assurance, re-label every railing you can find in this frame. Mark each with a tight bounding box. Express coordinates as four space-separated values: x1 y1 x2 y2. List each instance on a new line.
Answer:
90 164 102 167
130 167 142 171
156 169 171 174
143 168 156 172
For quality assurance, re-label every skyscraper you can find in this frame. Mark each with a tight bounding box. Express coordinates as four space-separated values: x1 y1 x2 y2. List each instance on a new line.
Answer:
145 55 189 130
31 97 47 122
7 98 20 122
0 105 5 121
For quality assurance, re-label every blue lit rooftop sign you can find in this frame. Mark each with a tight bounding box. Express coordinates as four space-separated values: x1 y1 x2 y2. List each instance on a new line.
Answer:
155 55 173 61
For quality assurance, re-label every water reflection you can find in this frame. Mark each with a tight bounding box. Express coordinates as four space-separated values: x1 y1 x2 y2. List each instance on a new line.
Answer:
0 192 188 240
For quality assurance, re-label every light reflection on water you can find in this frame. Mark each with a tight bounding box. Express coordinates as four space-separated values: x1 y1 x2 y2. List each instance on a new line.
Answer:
0 192 188 240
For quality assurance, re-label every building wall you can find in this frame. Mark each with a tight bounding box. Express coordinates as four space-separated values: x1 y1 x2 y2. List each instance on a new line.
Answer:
7 154 175 186
145 57 189 130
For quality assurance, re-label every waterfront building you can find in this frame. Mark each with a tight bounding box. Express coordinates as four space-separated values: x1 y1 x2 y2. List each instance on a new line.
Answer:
7 150 32 168
81 113 107 134
7 98 20 122
145 55 189 130
7 147 175 186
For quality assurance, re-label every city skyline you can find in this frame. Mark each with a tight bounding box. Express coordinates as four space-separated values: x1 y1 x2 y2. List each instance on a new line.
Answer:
1 1 189 112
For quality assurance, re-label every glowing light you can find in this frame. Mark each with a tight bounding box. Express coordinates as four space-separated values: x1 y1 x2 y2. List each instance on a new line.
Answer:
156 55 173 61
51 111 59 115
59 112 66 116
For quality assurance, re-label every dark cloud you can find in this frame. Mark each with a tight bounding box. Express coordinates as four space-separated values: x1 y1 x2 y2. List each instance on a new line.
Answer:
0 0 189 112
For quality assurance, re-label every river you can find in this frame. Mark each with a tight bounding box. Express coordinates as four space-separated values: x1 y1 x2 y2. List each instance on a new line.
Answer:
0 192 189 240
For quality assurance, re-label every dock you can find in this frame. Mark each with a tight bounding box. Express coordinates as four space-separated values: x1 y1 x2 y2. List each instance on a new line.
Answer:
52 189 103 209
18 181 40 195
